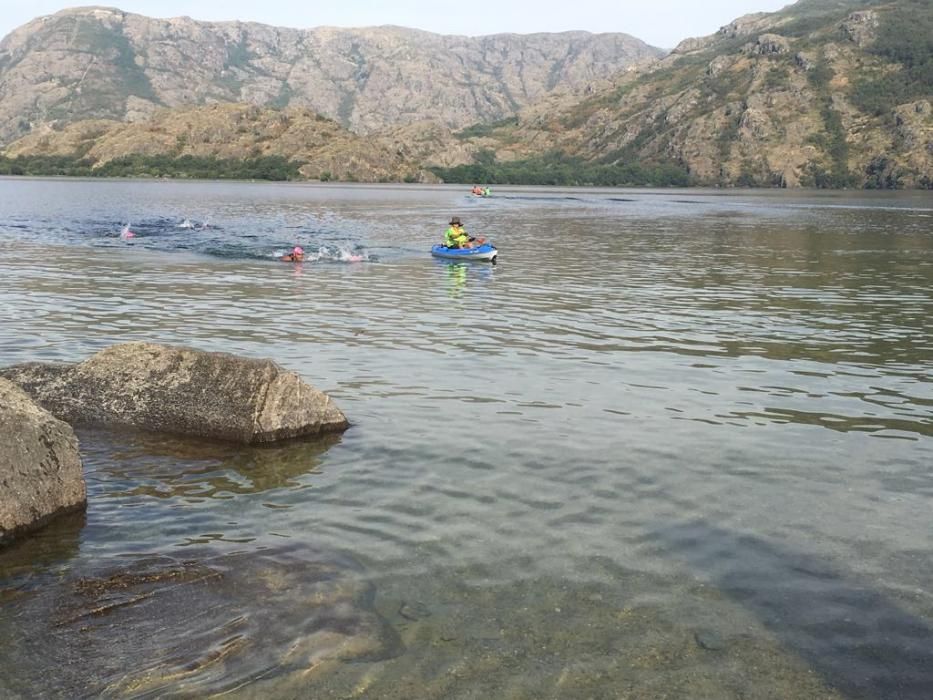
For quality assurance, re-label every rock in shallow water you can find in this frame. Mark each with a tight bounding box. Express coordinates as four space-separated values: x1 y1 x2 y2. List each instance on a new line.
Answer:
694 629 727 651
0 544 402 697
0 342 349 444
0 378 86 546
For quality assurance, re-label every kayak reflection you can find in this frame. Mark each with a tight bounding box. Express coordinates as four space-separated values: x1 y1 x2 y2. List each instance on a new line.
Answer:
435 259 494 299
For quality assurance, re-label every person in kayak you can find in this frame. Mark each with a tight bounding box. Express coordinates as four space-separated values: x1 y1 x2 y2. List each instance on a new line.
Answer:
281 246 305 262
444 217 472 248
444 217 486 249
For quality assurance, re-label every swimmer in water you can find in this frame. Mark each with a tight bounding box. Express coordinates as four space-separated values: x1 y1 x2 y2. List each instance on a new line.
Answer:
281 246 304 262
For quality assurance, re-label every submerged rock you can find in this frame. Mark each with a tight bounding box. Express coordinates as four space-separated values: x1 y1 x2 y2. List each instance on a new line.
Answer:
0 342 349 444
694 629 727 651
0 378 86 545
0 545 402 697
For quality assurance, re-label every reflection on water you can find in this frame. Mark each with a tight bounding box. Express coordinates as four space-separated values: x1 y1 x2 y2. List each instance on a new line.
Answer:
0 511 86 591
1 181 932 698
446 262 467 299
435 259 494 300
81 427 343 500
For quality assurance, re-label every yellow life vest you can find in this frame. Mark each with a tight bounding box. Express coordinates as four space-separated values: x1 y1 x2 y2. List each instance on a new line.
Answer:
445 226 463 246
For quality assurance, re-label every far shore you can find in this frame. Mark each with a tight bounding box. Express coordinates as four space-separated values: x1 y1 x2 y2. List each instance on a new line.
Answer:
3 174 933 195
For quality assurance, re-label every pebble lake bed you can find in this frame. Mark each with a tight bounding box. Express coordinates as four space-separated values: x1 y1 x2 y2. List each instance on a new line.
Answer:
1 178 931 698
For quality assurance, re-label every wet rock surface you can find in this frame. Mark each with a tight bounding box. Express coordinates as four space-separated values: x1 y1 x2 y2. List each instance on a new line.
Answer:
0 378 86 545
0 342 349 444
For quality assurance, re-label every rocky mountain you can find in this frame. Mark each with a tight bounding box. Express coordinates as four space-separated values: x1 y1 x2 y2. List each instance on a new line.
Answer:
442 0 933 188
2 103 439 182
3 1 929 188
0 6 662 144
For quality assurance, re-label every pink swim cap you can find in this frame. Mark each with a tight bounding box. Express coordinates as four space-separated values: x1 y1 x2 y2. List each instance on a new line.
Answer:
293 246 304 254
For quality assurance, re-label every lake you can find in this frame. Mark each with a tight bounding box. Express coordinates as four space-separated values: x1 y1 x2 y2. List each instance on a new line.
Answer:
1 178 931 699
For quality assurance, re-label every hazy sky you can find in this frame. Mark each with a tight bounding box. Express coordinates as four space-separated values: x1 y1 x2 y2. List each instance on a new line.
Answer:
0 1 792 48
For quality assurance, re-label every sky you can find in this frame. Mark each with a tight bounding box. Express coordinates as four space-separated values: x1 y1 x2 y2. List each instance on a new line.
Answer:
0 0 793 49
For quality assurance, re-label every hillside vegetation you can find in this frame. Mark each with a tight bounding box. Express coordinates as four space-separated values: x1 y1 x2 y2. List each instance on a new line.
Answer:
0 104 437 182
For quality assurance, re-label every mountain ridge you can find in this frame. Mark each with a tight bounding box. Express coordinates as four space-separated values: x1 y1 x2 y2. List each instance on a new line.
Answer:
0 6 662 143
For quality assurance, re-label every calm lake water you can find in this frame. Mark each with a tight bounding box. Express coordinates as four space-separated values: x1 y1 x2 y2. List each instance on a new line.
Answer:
1 178 931 699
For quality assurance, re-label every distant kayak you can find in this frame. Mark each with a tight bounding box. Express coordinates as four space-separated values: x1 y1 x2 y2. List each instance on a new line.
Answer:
431 243 498 262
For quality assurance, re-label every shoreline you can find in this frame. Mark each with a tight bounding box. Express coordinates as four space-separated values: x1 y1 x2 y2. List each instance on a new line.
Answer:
2 174 933 200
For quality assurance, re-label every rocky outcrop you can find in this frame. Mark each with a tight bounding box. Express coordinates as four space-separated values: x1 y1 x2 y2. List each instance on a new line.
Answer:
672 36 716 55
0 378 86 545
841 10 879 46
707 55 732 78
749 34 791 56
0 343 349 444
716 13 772 40
0 7 663 143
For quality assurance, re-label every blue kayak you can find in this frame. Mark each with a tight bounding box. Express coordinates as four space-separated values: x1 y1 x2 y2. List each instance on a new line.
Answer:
431 243 498 262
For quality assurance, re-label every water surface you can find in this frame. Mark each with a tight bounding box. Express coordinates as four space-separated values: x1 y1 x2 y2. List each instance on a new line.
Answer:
1 179 931 698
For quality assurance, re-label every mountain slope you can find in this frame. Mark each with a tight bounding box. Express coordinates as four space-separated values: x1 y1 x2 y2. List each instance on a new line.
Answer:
0 6 662 144
443 0 932 188
1 103 438 182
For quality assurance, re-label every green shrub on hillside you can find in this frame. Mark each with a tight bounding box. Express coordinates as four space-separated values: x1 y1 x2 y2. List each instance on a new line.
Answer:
0 155 94 177
455 118 519 140
0 154 303 180
806 53 858 188
863 156 902 189
430 151 691 187
851 0 933 116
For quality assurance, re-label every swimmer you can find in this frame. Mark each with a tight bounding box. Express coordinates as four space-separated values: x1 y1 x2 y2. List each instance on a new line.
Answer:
281 246 304 262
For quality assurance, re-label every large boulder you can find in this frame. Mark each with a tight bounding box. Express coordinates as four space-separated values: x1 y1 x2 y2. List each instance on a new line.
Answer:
0 343 349 444
0 378 86 545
